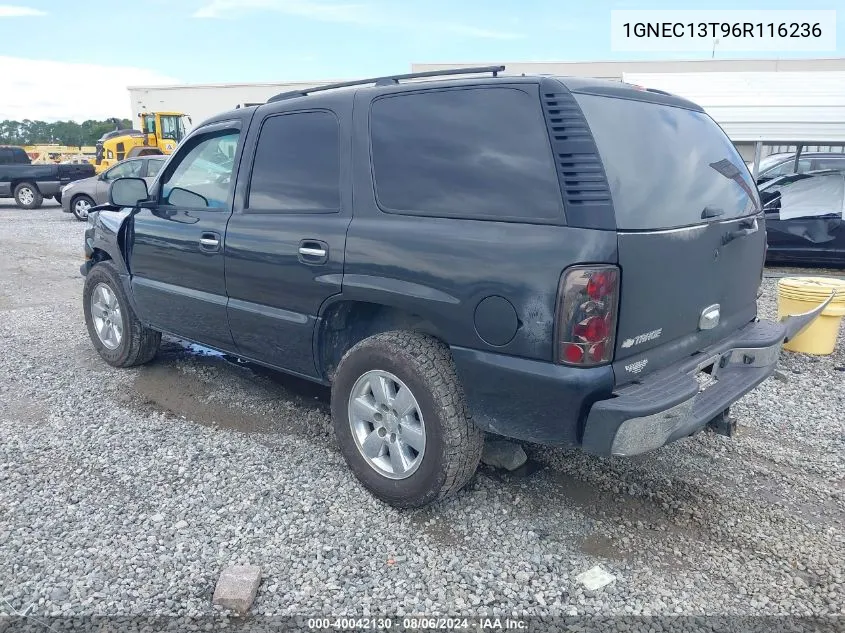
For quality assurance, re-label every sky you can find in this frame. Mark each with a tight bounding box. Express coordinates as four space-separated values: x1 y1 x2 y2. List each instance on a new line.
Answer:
0 0 842 121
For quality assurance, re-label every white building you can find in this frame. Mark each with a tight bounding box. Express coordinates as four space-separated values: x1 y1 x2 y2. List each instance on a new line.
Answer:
128 57 845 158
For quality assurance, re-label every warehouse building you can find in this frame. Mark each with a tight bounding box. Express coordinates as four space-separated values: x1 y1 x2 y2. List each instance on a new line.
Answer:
128 57 845 158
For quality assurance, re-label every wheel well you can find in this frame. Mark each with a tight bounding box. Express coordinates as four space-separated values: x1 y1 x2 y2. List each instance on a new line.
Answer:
11 180 38 193
90 248 112 264
70 192 93 204
317 301 444 382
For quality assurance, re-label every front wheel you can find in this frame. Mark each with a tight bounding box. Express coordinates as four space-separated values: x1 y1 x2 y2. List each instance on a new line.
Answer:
71 194 95 221
14 182 43 209
331 331 483 508
83 261 161 367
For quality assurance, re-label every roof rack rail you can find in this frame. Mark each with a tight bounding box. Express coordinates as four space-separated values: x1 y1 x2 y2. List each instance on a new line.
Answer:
267 65 506 103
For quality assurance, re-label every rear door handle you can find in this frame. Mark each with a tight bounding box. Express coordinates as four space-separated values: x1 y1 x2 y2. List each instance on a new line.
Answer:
199 232 221 251
723 218 759 245
298 239 329 264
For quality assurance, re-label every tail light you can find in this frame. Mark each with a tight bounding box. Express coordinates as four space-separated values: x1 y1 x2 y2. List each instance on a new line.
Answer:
555 265 620 366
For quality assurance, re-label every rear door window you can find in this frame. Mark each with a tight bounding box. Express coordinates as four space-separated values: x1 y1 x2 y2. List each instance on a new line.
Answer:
247 111 340 212
574 94 759 230
370 87 563 222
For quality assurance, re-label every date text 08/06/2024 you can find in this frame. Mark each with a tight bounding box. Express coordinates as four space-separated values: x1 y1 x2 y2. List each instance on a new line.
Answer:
307 617 527 630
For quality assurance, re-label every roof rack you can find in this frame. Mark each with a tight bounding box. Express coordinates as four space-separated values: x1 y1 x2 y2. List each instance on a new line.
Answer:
267 65 506 103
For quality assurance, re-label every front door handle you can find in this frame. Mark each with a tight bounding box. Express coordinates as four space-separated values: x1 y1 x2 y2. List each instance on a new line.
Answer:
298 239 329 264
199 232 221 252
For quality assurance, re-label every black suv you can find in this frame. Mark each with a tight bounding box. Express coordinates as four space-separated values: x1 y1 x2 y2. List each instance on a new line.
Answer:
81 66 821 508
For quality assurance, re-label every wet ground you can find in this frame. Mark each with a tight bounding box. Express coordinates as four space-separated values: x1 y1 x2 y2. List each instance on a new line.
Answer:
1 203 843 625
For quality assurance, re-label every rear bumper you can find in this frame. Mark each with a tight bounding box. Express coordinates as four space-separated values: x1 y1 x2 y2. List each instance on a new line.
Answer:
582 319 785 456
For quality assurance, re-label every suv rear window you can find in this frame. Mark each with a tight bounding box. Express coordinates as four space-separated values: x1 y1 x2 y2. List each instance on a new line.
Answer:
370 87 563 222
574 94 759 230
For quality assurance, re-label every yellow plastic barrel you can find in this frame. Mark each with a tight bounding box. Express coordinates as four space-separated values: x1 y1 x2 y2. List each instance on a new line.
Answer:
777 277 845 355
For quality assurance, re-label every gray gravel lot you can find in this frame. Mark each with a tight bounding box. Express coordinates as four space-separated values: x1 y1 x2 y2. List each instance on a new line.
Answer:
0 203 843 629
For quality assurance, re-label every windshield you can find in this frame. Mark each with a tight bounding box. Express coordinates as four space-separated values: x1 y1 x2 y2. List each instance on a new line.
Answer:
574 94 760 230
159 115 187 142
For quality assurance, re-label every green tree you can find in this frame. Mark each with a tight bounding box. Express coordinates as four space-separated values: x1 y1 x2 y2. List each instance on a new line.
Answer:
0 118 133 146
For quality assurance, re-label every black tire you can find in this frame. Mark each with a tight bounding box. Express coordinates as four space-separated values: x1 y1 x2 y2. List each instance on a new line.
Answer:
331 331 483 508
70 194 95 221
54 192 62 205
13 182 43 209
83 261 161 367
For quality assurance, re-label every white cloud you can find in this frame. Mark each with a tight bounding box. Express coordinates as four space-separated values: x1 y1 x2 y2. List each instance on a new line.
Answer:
195 0 369 23
193 0 521 39
0 57 179 122
0 4 45 17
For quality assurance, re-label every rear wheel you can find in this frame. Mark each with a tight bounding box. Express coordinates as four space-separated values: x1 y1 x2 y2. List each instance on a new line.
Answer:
331 331 483 508
71 194 95 221
14 182 43 209
83 261 161 367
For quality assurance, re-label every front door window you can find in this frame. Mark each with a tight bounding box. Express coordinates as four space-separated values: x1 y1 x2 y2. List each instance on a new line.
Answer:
161 131 240 208
103 160 143 181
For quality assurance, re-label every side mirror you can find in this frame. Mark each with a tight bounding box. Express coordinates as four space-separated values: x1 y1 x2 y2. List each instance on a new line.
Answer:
109 177 149 207
166 186 208 208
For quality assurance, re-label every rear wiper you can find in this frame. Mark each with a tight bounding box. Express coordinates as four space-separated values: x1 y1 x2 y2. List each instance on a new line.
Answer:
701 206 724 219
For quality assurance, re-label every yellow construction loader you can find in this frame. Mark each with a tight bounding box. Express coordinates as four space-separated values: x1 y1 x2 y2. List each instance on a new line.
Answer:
94 111 191 174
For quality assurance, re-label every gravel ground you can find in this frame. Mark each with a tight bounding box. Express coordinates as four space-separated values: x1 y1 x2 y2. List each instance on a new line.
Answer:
0 204 843 631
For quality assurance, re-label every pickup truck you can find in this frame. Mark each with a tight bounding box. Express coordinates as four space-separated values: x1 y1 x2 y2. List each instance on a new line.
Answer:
0 145 95 209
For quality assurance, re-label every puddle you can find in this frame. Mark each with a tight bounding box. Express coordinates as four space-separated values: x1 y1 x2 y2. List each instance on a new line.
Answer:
122 337 330 435
408 514 463 547
550 471 696 539
578 534 629 561
159 338 330 404
125 364 281 433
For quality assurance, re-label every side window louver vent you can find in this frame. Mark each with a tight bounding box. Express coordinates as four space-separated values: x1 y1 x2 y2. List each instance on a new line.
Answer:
541 90 612 208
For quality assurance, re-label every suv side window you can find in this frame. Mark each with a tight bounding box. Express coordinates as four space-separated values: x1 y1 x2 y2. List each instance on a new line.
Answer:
247 111 340 212
161 131 240 209
370 87 563 222
0 149 10 164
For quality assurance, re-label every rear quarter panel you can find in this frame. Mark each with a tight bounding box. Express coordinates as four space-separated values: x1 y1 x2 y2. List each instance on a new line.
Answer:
345 85 619 361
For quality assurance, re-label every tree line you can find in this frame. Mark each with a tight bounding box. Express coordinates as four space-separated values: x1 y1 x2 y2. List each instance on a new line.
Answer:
0 118 134 147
